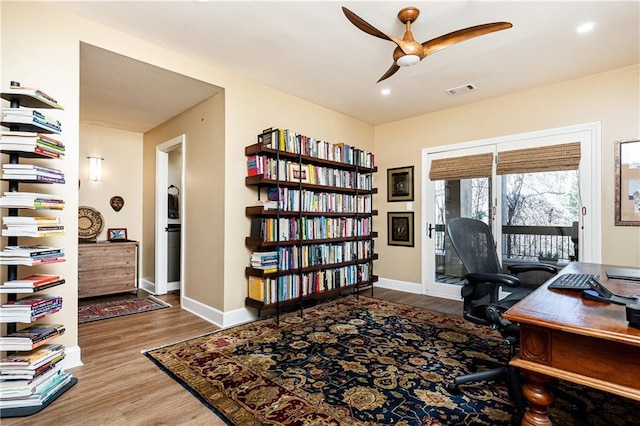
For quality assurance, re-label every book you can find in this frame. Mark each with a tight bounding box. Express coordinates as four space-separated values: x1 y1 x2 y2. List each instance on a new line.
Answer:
0 279 66 294
0 371 73 409
1 228 65 237
0 84 64 110
0 344 65 369
0 257 65 266
2 108 62 134
0 296 63 322
0 192 65 209
1 173 65 184
0 364 63 399
0 324 65 351
3 273 62 287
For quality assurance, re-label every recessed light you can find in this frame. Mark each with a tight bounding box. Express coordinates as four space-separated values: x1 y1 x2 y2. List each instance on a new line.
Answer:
575 22 595 34
380 88 391 96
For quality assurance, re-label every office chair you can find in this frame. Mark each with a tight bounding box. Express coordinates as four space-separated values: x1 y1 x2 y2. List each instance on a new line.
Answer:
444 217 558 416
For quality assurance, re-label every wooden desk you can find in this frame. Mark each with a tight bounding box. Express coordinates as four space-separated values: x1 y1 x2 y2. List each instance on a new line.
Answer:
503 262 640 426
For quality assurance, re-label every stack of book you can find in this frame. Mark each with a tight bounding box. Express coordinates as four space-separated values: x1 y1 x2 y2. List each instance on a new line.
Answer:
2 217 65 238
2 164 65 184
247 154 266 176
0 344 72 409
0 324 65 351
0 295 63 322
0 273 65 294
0 131 65 158
0 192 65 210
0 246 65 266
250 251 278 272
1 108 61 134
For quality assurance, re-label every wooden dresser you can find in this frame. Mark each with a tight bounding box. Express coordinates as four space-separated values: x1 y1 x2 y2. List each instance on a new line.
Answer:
78 241 139 298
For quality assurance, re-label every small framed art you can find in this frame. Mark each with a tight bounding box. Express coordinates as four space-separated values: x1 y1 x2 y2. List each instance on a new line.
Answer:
388 212 414 247
387 166 414 202
288 163 310 183
615 138 640 226
108 228 128 241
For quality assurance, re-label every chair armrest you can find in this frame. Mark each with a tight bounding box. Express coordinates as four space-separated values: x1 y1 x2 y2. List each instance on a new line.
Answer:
466 272 520 288
507 263 558 275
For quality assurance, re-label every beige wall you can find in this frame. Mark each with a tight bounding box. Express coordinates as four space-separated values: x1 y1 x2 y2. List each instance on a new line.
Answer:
144 93 226 309
79 123 143 242
0 2 374 351
374 65 640 284
2 1 638 356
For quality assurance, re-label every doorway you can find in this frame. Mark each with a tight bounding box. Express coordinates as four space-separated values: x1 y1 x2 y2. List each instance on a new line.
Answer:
152 134 185 296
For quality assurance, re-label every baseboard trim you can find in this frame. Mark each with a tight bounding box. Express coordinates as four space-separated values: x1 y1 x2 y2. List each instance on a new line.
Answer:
180 295 257 329
376 277 422 294
61 345 83 370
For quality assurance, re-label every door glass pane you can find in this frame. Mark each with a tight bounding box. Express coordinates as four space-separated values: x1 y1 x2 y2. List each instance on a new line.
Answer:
501 171 579 264
434 177 492 284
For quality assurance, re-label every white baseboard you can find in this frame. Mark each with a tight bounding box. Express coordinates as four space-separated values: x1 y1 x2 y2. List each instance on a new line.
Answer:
376 277 422 294
375 277 462 302
138 278 155 294
61 345 83 370
181 295 257 329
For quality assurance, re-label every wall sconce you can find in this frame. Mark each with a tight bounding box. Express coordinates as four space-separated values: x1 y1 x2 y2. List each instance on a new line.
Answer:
87 156 103 181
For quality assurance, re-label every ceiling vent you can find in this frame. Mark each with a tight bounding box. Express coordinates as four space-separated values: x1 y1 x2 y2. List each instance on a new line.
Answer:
446 83 477 96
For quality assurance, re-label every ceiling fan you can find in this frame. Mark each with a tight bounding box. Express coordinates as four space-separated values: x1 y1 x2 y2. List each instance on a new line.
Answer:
342 6 513 83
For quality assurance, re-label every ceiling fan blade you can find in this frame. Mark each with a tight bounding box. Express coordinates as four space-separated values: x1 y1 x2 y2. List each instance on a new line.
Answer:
421 22 512 57
342 6 393 42
377 63 401 83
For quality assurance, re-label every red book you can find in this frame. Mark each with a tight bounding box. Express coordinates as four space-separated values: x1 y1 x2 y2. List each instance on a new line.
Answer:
3 274 61 288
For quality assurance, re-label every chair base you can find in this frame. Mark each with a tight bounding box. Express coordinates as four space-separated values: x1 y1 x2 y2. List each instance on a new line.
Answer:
447 357 526 418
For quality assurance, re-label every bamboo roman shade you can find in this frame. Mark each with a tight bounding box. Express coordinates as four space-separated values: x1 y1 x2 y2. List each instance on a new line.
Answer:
496 142 581 175
429 153 493 181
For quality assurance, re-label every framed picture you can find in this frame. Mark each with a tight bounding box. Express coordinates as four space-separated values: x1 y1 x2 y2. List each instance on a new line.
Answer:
288 163 310 183
387 166 414 202
388 212 414 247
615 138 640 226
108 228 128 241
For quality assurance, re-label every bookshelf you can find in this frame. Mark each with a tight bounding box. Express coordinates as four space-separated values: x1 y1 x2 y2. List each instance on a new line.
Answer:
245 128 378 318
0 82 77 417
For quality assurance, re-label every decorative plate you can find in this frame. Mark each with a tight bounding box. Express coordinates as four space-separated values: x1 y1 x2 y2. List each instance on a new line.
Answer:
78 206 104 240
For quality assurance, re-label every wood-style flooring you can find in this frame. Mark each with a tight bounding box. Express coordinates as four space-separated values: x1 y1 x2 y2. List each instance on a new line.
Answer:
2 288 462 425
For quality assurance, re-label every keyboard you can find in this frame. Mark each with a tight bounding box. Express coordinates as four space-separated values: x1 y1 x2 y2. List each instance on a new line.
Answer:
548 273 600 291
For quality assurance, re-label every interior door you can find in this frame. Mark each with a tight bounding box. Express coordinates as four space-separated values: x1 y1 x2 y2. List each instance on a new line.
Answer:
423 145 496 299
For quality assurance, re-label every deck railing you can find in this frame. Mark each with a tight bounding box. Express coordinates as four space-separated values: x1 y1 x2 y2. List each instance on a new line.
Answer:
434 223 578 262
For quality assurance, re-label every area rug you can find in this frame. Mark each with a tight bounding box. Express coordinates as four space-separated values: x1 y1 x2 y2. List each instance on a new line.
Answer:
78 296 171 324
143 295 639 425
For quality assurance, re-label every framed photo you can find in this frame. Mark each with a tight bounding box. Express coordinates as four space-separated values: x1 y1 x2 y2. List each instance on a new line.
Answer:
387 212 414 247
615 138 640 226
108 228 128 241
387 166 414 202
288 163 309 183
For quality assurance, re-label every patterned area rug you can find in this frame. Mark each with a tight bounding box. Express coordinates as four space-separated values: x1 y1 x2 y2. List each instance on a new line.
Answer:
143 296 639 425
78 296 171 324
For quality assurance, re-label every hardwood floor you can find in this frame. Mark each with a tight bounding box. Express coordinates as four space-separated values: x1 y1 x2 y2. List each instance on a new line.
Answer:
2 288 462 425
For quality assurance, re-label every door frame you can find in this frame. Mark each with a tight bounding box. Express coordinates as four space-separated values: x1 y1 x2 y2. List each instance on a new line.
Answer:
154 134 185 295
421 122 602 298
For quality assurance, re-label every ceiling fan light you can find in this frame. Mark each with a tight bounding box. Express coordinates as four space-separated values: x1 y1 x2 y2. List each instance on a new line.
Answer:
396 54 420 67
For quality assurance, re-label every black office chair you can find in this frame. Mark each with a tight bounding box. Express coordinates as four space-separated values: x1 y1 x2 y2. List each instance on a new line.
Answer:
444 217 558 416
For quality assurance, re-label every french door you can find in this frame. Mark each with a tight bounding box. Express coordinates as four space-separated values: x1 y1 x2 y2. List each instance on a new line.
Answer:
421 123 601 299
423 145 496 299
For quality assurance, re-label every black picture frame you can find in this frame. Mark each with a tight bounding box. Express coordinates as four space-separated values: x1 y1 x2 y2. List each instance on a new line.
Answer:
387 166 414 202
388 212 414 247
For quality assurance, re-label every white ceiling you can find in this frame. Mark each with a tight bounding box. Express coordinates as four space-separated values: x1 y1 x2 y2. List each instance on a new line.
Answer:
53 1 639 133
